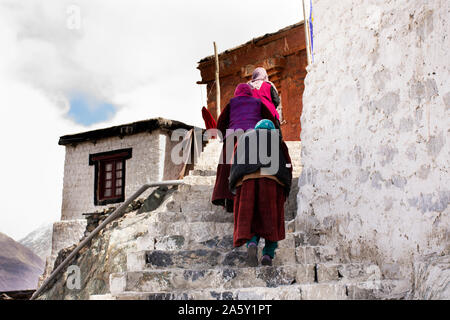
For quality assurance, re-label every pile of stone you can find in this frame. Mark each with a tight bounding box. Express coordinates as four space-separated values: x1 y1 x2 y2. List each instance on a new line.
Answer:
52 244 78 271
82 199 146 237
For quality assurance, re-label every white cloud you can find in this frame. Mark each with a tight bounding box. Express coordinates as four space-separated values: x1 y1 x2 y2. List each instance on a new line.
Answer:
0 0 302 239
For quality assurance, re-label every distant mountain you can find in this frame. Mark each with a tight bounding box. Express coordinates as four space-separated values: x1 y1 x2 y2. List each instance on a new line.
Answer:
0 232 44 291
19 224 53 261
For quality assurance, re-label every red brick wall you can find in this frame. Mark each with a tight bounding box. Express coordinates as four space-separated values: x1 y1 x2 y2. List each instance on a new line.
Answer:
197 22 307 141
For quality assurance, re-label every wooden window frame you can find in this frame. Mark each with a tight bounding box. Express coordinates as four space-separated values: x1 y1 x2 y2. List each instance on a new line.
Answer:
89 148 132 206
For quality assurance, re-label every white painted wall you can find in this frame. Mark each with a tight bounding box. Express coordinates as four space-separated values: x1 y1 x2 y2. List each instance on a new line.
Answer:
61 130 167 220
298 0 449 281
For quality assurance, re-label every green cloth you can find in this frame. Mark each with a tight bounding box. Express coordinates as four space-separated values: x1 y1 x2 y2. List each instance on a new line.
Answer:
246 235 278 259
246 235 260 247
254 119 275 130
262 240 278 258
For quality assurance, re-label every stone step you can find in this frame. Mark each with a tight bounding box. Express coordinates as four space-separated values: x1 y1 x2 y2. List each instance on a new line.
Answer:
296 245 339 264
188 169 216 176
193 163 218 172
148 222 234 243
147 221 295 244
195 153 221 165
161 195 298 226
163 198 220 213
110 263 381 294
128 242 341 272
316 263 383 283
163 191 268 218
183 175 216 186
197 139 222 156
178 183 214 194
148 210 233 224
110 265 309 294
150 209 295 231
127 247 297 271
91 283 341 300
139 231 325 252
96 280 406 300
138 233 234 252
172 185 215 210
345 279 411 300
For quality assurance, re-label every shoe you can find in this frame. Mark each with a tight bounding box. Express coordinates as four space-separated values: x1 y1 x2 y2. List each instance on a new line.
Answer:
246 242 258 267
261 255 272 266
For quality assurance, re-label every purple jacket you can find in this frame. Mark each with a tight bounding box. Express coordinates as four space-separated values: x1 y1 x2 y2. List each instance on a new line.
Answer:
217 83 279 140
226 83 263 138
228 96 262 133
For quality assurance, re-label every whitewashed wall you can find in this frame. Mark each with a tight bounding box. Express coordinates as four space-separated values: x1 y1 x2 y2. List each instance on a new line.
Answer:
298 0 449 285
61 130 167 220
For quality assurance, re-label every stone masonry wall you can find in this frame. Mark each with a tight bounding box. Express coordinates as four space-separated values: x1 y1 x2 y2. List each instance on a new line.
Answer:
298 0 449 284
61 131 166 221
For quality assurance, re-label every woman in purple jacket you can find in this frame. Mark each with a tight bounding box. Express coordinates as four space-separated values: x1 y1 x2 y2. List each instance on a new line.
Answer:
212 83 278 212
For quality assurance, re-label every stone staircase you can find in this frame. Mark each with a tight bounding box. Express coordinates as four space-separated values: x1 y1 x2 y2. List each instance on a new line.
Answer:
90 139 407 300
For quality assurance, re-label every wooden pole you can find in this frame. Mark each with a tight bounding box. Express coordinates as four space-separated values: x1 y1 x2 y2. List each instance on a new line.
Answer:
213 41 221 116
302 0 312 66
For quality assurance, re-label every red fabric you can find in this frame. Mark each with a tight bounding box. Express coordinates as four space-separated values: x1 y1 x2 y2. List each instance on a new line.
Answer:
202 107 217 130
212 163 232 206
233 178 286 247
211 138 236 206
251 82 279 120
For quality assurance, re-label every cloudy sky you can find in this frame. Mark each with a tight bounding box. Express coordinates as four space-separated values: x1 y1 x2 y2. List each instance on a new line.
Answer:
0 0 304 240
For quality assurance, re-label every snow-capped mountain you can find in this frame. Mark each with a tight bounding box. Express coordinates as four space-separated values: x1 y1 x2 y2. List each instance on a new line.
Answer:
19 224 53 261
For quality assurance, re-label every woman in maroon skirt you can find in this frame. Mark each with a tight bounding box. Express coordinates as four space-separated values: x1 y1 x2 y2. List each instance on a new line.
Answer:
229 119 292 266
212 83 278 212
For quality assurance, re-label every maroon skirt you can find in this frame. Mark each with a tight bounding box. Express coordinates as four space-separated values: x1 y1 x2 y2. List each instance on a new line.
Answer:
233 178 286 247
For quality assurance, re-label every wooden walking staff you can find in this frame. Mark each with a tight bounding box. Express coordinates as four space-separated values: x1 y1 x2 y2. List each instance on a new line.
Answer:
213 41 221 117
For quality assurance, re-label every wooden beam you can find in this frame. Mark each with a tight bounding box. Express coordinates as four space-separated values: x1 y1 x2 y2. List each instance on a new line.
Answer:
214 41 221 116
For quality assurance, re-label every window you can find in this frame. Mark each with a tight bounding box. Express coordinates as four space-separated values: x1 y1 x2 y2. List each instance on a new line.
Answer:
89 148 132 205
99 159 123 199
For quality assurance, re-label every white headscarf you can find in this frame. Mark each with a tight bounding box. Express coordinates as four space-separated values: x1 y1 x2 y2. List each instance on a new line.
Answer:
247 67 278 93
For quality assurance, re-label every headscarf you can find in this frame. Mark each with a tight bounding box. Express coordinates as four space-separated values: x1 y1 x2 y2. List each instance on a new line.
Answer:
247 67 279 95
247 67 268 90
255 119 275 130
234 83 253 97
